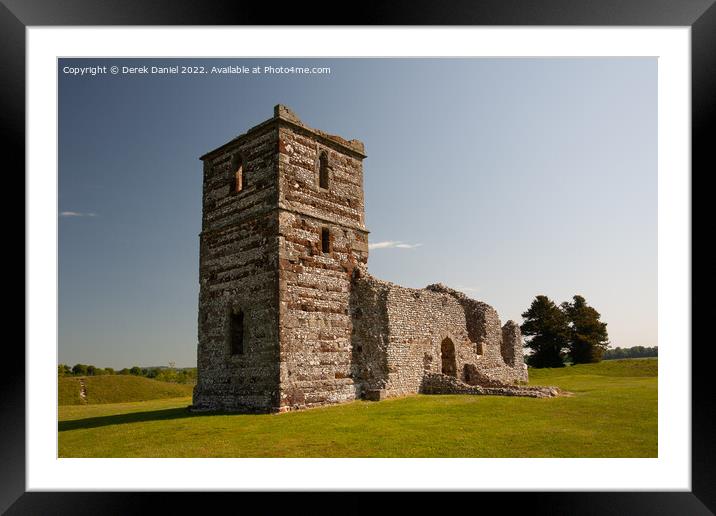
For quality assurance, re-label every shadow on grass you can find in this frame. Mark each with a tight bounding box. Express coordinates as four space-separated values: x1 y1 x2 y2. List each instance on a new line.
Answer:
59 407 199 431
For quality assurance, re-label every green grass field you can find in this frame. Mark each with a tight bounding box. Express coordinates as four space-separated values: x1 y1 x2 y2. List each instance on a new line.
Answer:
58 375 194 405
58 359 657 458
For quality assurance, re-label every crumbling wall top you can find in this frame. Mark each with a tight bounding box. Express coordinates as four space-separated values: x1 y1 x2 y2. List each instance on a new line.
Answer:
424 283 490 308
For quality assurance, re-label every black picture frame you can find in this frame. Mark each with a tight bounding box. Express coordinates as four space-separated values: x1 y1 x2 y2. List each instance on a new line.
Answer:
5 0 710 513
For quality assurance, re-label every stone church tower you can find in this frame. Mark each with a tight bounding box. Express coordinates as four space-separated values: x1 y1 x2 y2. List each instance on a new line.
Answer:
193 105 536 414
193 105 370 412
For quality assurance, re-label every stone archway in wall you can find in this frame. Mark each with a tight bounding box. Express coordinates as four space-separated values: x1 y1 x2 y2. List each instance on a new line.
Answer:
441 337 457 377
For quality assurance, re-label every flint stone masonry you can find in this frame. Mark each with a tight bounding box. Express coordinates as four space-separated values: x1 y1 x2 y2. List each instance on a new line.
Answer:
350 276 529 399
191 105 539 413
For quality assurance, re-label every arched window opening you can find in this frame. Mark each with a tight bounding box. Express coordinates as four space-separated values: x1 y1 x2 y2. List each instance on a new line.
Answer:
318 152 329 189
441 338 457 377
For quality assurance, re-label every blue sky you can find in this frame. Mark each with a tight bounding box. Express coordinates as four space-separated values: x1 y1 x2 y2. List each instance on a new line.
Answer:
58 58 656 368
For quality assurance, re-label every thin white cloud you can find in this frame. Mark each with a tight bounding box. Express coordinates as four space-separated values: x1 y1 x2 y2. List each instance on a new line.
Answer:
60 211 97 217
369 241 423 250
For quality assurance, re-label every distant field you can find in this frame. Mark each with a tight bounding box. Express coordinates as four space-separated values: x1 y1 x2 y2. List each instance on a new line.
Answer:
58 375 194 405
530 357 657 380
58 358 657 458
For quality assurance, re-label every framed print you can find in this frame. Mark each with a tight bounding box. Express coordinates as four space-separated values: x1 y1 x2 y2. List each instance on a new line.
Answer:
5 0 712 512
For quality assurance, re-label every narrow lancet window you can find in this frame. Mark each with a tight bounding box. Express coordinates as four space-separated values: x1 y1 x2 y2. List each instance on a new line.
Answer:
318 152 329 189
231 155 243 194
229 310 245 355
321 228 330 253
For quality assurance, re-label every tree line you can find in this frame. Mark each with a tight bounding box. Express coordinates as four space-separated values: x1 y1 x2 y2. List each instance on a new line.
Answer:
520 295 610 368
58 363 197 384
603 346 657 360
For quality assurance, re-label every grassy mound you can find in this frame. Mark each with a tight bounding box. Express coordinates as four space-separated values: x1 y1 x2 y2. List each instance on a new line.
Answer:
58 375 194 405
58 359 657 457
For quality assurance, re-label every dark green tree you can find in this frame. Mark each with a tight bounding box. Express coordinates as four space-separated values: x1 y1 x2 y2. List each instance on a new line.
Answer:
520 295 570 368
561 295 610 364
71 363 88 376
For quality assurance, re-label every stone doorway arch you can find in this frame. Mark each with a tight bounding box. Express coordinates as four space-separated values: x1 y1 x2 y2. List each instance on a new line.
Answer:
441 337 457 377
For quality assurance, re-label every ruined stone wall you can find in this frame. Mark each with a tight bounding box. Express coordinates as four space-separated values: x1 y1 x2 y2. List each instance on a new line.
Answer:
425 284 527 385
350 276 527 399
193 124 281 412
381 280 473 397
274 108 369 411
501 320 528 382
